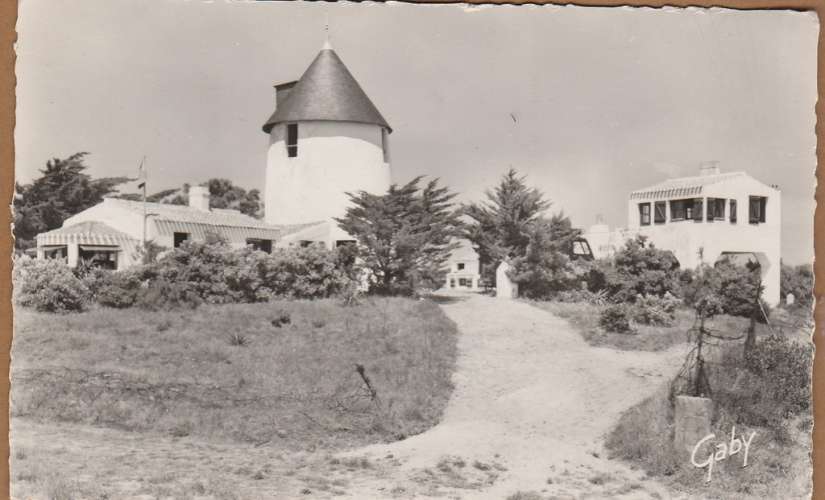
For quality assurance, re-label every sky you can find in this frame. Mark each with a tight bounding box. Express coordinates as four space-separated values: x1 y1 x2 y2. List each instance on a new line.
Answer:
15 1 818 264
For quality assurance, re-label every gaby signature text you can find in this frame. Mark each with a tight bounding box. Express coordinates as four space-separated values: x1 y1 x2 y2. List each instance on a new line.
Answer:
690 426 756 482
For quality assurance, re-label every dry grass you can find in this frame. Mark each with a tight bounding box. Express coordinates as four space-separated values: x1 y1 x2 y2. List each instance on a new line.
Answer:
11 296 459 450
529 300 792 352
505 491 544 500
606 387 811 499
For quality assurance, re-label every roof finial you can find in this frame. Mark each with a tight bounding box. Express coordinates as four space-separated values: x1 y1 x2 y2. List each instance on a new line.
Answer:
322 12 332 50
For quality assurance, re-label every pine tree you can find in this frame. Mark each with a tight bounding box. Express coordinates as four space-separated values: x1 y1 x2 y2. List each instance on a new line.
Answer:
336 177 463 296
464 168 579 294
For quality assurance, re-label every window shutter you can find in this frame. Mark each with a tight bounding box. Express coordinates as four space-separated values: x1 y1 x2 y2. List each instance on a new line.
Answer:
654 202 666 223
639 203 651 225
730 199 737 223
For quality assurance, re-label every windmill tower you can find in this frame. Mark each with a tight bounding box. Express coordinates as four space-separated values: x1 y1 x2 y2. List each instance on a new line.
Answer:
262 42 392 246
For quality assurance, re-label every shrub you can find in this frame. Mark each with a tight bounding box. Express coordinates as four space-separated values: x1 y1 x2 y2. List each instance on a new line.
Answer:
780 263 813 307
134 240 357 308
135 278 202 310
599 304 634 334
256 245 356 299
271 311 291 328
633 292 680 326
227 332 249 346
714 260 768 321
96 271 142 308
147 238 243 305
13 258 90 312
682 261 769 323
744 335 811 417
592 236 681 303
553 288 608 306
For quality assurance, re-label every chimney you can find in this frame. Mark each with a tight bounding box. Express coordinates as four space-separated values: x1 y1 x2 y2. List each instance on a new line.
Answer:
699 160 721 177
274 81 298 109
189 185 210 211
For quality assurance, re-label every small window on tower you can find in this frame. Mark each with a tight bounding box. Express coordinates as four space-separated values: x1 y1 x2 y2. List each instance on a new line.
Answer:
381 129 390 163
286 123 298 158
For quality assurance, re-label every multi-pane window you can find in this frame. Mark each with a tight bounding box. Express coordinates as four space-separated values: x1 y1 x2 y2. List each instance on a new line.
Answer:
639 203 651 226
79 248 118 270
572 239 593 259
173 232 189 248
44 246 68 260
670 199 703 222
286 123 298 158
707 198 726 221
457 263 465 270
246 238 272 254
729 200 737 223
749 196 767 224
692 198 704 221
654 202 666 224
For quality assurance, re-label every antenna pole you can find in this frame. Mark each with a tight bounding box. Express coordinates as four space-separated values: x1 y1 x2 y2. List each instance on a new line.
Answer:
139 156 147 248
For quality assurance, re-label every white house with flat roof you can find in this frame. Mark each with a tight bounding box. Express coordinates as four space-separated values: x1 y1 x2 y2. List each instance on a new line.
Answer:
443 239 481 291
583 163 781 305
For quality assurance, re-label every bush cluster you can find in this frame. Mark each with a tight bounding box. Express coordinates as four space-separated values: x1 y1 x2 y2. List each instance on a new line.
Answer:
780 263 813 308
710 335 812 443
682 261 769 322
13 240 359 312
13 258 90 312
585 236 683 304
136 241 357 309
743 335 811 417
632 292 679 326
599 304 634 334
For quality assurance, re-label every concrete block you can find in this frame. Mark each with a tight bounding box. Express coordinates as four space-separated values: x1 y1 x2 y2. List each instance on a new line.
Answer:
674 395 714 456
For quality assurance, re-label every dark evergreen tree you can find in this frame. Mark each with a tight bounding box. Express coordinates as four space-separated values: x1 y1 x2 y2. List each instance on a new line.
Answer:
464 168 579 296
335 177 463 296
13 153 129 249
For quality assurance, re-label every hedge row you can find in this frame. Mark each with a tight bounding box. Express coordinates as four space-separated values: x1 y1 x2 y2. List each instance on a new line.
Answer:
13 240 358 312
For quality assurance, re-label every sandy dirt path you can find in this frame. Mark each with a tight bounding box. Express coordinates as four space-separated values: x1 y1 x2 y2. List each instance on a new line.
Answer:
333 293 688 499
11 294 688 499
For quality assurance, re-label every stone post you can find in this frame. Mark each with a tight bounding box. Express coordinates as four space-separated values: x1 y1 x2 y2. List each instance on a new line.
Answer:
496 261 518 299
674 395 714 456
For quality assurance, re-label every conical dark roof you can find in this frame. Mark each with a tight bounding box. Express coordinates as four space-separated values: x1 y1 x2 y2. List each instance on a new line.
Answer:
262 45 391 133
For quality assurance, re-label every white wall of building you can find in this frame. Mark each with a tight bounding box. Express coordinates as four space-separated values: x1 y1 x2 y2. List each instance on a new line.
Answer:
444 238 481 290
621 175 781 305
62 200 147 268
265 120 391 226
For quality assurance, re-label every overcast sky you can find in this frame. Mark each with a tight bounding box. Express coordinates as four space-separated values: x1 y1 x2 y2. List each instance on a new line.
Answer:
15 1 818 264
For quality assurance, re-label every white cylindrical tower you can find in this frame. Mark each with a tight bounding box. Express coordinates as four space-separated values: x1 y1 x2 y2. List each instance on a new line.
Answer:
262 43 392 226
